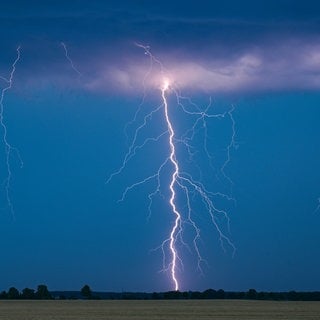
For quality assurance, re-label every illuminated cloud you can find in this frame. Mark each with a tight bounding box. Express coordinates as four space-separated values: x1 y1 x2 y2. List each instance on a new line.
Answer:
84 40 320 94
2 9 318 96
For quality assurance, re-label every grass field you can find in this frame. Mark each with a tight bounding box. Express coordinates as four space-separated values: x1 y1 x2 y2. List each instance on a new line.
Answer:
0 300 319 320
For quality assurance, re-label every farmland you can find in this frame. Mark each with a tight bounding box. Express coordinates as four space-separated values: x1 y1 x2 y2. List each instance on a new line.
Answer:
0 300 319 320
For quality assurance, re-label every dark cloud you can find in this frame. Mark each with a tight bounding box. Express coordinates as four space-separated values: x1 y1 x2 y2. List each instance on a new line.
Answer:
2 0 320 20
1 1 320 95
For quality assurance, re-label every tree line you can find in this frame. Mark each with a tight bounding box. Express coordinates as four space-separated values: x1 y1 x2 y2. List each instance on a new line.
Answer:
0 285 52 300
0 284 93 300
154 289 320 301
1 285 320 301
103 289 320 301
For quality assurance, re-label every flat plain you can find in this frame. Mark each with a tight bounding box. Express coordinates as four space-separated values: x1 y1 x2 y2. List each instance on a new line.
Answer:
0 300 319 320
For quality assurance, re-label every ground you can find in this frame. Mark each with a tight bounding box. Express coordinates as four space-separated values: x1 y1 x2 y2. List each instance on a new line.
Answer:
0 300 319 319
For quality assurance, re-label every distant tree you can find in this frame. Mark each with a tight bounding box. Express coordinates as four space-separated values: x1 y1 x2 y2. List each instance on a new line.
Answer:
247 289 258 300
0 290 8 299
203 289 217 299
80 285 92 299
122 292 136 300
182 291 189 299
257 291 267 300
163 291 182 299
7 287 20 299
21 288 35 299
268 292 280 300
216 289 225 299
308 292 320 301
190 291 202 299
152 292 160 299
36 284 52 299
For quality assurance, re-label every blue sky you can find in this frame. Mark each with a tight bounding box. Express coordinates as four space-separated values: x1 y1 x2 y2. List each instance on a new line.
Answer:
0 1 320 292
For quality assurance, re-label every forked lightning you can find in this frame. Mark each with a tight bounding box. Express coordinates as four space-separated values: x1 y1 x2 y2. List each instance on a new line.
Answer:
107 44 236 291
0 47 22 217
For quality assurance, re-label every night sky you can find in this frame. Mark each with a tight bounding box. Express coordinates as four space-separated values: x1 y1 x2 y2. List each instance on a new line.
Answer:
0 0 320 292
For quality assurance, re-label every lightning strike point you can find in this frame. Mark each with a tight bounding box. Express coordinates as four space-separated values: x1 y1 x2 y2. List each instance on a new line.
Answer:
162 78 170 91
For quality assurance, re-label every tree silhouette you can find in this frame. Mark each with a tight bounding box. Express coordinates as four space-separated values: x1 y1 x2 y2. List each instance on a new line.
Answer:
7 287 20 299
81 285 92 299
21 288 35 299
36 284 52 299
247 289 258 300
0 291 7 299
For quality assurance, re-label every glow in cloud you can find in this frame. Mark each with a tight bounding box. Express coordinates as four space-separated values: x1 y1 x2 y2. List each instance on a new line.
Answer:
10 38 320 96
86 40 320 94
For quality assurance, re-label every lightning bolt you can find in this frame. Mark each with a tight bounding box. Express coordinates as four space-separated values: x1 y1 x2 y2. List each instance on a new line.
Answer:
107 44 236 291
161 80 181 290
0 46 22 217
60 42 82 78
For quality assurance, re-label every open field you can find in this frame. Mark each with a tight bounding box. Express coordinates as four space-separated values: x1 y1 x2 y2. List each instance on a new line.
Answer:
0 300 319 320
